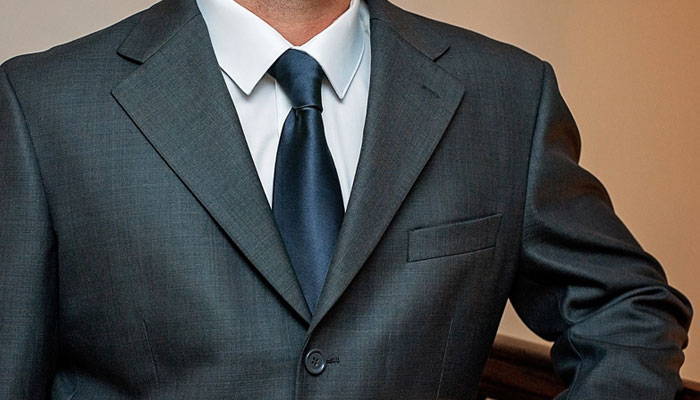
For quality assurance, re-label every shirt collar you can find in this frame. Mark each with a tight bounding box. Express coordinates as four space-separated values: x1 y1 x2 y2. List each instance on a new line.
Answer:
197 0 366 99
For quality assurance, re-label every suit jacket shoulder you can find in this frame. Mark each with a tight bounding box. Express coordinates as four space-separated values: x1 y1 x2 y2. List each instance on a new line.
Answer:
2 0 202 96
4 0 546 113
3 8 138 85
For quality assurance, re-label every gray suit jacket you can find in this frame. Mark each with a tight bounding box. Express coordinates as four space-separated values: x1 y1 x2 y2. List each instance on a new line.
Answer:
0 0 692 399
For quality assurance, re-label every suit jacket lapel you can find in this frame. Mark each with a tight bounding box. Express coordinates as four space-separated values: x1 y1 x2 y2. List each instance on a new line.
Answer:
311 0 465 330
108 0 463 328
111 0 311 323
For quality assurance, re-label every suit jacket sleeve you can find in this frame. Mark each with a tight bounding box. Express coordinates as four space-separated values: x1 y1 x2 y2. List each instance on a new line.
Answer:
0 63 58 398
510 61 693 399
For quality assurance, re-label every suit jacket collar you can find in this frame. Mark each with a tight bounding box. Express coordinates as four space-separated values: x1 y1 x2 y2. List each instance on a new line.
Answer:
116 0 200 64
113 0 464 329
365 0 451 61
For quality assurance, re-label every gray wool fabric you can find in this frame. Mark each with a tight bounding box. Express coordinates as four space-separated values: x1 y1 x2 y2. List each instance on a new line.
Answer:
0 0 692 399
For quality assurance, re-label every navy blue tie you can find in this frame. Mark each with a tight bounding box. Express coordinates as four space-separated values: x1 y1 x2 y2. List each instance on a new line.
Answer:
269 49 344 314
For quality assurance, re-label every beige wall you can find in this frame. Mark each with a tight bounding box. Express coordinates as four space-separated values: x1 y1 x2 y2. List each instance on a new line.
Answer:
2 0 699 380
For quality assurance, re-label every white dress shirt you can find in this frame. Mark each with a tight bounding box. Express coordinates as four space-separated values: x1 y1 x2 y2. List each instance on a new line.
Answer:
196 0 371 210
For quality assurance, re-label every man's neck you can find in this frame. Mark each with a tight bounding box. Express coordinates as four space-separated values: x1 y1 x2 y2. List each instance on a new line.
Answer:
234 0 351 46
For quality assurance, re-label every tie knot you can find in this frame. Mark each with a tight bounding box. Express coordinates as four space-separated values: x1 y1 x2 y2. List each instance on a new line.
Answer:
269 49 325 110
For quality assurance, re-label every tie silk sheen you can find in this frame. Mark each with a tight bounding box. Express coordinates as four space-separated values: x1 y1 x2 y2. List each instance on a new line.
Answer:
269 49 344 314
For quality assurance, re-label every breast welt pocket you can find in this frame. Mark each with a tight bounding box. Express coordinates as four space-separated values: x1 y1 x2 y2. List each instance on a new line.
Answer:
407 213 502 262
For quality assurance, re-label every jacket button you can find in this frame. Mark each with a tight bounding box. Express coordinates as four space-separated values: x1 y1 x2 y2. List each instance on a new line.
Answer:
304 349 326 375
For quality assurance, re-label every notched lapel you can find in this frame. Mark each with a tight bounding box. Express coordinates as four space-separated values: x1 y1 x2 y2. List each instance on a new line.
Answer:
111 9 311 323
108 0 462 328
311 13 465 329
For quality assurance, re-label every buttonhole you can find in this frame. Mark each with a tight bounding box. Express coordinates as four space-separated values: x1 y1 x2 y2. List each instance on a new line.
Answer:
327 355 340 364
